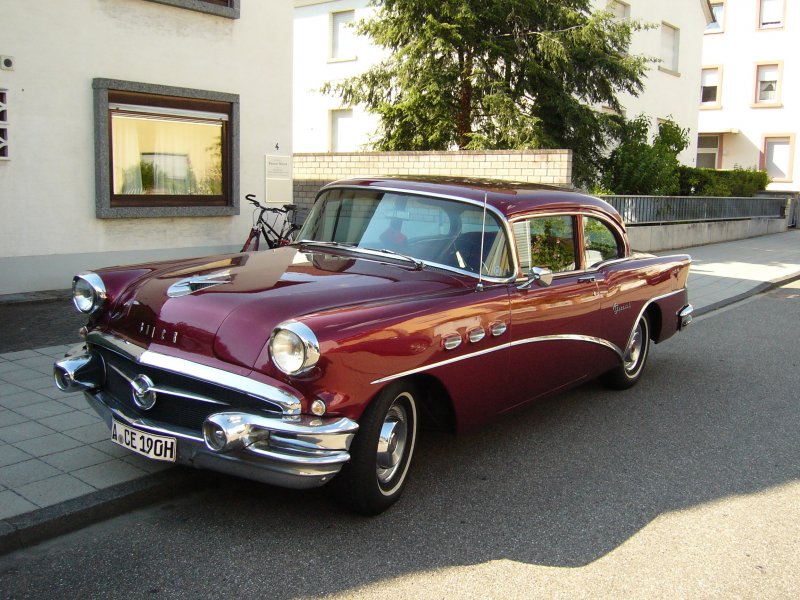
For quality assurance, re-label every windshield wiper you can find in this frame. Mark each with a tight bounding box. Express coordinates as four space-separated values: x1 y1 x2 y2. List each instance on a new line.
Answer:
296 240 424 270
360 247 424 271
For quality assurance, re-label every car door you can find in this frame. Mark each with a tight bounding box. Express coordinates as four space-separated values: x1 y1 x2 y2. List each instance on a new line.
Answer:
502 214 613 412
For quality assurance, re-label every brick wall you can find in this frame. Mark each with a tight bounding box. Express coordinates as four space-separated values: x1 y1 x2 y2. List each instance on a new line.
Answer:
293 150 573 218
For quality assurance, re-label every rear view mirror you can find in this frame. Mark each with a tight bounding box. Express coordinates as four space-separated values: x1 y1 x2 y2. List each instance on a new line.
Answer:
518 266 553 289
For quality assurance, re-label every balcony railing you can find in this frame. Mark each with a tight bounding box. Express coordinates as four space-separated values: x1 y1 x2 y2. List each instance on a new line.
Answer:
601 195 787 225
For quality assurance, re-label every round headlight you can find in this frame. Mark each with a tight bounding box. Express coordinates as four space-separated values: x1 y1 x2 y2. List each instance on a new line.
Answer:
269 322 320 375
72 272 107 314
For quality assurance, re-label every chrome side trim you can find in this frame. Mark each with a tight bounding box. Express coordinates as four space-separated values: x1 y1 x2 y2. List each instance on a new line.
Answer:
624 288 687 350
86 331 302 415
371 334 622 385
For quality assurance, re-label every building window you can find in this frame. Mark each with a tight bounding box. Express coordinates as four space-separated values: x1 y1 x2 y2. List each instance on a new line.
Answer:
762 136 793 181
755 63 781 105
697 135 721 169
330 109 356 152
659 23 680 74
143 0 240 19
0 89 8 159
93 78 239 219
759 0 784 29
706 2 724 33
330 10 356 60
608 1 630 20
700 67 721 106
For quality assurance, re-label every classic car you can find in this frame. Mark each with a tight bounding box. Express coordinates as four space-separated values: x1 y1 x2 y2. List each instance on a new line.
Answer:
54 176 693 514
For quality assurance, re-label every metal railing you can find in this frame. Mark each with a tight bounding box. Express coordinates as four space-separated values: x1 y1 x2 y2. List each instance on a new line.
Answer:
601 195 787 225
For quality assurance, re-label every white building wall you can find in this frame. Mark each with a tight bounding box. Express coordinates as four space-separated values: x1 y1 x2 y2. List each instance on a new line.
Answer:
293 0 710 167
699 0 798 191
0 0 293 294
294 0 383 153
605 0 711 166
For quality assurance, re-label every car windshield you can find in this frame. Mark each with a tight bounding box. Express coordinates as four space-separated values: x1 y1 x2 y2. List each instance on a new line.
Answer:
297 188 514 278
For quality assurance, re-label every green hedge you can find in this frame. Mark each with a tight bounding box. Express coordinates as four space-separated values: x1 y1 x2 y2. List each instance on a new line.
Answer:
678 166 769 197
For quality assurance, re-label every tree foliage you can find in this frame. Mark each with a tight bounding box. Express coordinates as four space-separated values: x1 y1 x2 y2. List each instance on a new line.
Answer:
324 0 651 186
600 116 689 195
678 165 769 197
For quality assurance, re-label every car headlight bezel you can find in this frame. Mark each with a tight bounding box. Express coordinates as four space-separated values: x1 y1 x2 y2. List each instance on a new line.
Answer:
269 321 320 375
72 272 107 314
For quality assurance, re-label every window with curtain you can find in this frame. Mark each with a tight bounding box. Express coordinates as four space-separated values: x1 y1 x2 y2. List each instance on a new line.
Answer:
756 64 780 103
696 135 721 169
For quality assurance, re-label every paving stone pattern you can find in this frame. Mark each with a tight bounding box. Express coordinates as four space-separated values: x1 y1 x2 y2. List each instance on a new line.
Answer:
0 345 168 520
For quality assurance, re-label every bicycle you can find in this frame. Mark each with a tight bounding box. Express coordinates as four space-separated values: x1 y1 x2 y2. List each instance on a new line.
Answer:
240 194 299 252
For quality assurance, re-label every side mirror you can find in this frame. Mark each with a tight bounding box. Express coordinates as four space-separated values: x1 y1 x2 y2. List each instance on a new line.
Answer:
518 266 553 290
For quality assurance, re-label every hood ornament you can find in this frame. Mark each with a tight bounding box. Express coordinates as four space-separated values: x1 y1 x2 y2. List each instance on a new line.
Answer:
167 270 233 298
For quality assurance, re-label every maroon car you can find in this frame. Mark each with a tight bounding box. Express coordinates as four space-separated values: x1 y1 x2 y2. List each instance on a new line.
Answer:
54 177 693 514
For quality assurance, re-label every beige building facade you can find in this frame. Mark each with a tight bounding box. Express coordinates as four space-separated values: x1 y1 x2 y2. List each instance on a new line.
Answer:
698 0 797 191
0 0 293 294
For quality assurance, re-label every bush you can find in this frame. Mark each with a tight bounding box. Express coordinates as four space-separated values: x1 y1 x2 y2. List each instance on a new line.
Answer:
601 116 688 195
678 165 769 197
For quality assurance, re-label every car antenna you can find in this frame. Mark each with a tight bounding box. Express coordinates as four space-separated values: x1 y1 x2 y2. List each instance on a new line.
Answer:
477 192 487 292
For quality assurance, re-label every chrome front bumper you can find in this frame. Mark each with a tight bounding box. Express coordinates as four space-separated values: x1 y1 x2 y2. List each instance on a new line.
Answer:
679 304 694 329
54 340 359 490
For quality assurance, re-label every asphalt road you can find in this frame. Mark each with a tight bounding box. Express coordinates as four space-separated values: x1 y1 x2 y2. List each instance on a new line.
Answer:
1 285 798 599
0 299 85 353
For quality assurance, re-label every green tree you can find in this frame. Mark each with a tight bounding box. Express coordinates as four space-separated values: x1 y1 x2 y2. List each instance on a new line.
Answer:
324 0 651 186
601 115 689 195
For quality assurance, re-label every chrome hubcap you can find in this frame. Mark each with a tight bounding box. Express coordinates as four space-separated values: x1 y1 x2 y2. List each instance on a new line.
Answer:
624 322 643 372
376 402 408 484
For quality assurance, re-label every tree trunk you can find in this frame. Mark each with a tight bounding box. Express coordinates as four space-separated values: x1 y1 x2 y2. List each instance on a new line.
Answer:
456 52 473 148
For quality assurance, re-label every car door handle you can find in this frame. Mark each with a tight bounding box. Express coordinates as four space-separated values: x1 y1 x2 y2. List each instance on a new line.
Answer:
578 275 596 283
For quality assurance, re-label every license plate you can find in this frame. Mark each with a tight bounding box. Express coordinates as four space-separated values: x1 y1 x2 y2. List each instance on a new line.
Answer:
111 419 177 462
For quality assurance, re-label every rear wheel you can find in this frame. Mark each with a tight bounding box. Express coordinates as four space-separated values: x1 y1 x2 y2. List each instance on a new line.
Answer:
329 381 419 515
600 315 651 390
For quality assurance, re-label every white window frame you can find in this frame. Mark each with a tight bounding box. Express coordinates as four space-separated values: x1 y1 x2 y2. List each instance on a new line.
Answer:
758 0 784 29
753 62 783 107
762 135 794 182
700 66 722 108
696 134 721 169
329 108 355 152
608 0 630 20
329 10 357 62
706 1 725 33
659 22 680 75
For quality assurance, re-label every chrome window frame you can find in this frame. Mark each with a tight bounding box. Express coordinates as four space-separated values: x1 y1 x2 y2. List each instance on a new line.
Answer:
311 184 521 284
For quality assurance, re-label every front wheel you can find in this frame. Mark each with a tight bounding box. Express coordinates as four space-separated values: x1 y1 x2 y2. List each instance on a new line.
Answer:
600 315 651 390
329 381 419 515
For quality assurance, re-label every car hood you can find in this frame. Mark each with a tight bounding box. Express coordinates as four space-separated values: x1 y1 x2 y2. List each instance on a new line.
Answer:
101 247 469 370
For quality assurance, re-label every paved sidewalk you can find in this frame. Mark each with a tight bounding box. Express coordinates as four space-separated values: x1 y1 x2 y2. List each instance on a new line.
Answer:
1 229 799 553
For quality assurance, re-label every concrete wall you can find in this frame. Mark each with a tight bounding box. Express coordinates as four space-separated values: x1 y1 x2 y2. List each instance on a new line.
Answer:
0 0 293 295
628 216 790 252
293 149 573 215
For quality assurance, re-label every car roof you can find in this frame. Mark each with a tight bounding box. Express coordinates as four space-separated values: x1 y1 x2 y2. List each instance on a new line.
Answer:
321 176 624 226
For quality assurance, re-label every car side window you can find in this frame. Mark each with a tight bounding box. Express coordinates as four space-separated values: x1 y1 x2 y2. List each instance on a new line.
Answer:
583 216 622 268
514 215 577 273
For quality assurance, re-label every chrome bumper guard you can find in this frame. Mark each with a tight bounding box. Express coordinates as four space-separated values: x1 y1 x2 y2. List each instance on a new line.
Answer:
54 345 359 489
678 304 694 329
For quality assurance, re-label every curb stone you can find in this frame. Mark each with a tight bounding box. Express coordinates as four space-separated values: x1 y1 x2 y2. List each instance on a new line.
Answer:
0 469 205 556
